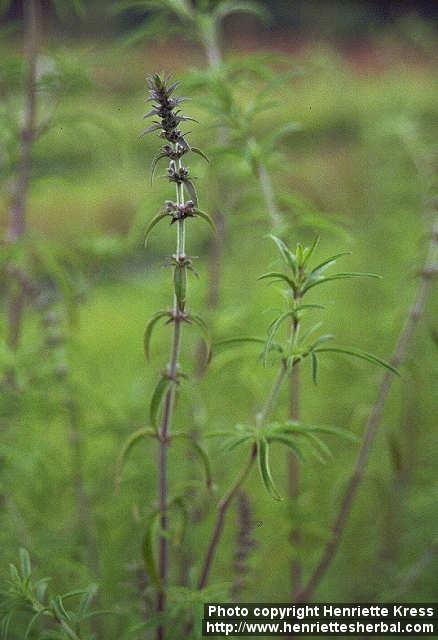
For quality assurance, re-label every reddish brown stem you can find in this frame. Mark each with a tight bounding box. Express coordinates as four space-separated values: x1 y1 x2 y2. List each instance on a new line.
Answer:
156 202 185 638
198 363 288 591
198 445 257 590
296 217 438 602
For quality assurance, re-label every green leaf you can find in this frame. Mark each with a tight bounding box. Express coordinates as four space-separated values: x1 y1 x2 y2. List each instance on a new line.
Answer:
310 251 351 274
51 595 70 622
258 271 295 290
302 236 320 265
311 351 318 385
151 152 168 183
24 612 44 640
295 303 325 313
144 211 169 247
150 376 173 427
310 334 335 348
268 435 305 462
257 437 282 501
268 234 297 275
302 272 381 294
173 434 213 490
9 563 20 583
314 346 399 375
194 209 217 234
191 146 209 163
213 0 270 25
142 512 161 589
213 336 269 356
184 179 198 206
186 313 211 362
264 310 294 365
300 432 332 462
78 583 98 619
305 425 358 442
115 427 157 491
19 548 31 579
275 422 358 443
222 434 253 453
144 311 172 361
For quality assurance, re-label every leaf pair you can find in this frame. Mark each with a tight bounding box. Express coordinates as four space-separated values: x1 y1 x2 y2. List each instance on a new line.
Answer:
144 206 216 247
144 311 211 363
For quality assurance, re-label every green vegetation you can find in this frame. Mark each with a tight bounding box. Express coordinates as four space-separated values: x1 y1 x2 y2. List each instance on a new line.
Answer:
0 2 437 638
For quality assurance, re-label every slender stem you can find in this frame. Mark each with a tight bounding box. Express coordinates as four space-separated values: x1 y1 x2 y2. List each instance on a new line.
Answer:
156 171 186 638
258 362 288 425
65 390 101 579
203 36 226 312
296 214 438 602
198 362 288 590
205 37 222 70
6 0 39 366
198 444 257 590
288 314 302 599
257 160 283 229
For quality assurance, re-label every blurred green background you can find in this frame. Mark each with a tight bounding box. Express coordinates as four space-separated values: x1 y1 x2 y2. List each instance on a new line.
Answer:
0 1 437 638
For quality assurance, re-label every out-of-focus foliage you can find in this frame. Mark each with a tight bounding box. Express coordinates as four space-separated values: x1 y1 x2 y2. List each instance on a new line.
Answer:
0 6 437 638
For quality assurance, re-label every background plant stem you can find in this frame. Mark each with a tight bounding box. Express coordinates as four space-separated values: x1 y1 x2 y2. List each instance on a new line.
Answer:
6 0 39 369
296 212 438 602
256 161 283 229
288 357 301 598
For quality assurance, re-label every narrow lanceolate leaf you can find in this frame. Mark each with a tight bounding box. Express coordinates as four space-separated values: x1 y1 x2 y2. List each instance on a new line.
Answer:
304 425 359 442
150 376 173 427
257 437 282 501
311 351 319 385
302 272 381 294
302 236 320 266
142 512 161 588
300 432 332 462
187 313 211 362
25 612 44 640
295 303 325 314
264 311 294 365
258 271 295 290
276 422 358 443
268 234 297 275
51 595 70 622
194 209 217 234
213 336 278 358
184 179 198 206
144 211 169 247
268 435 305 462
213 0 270 24
310 251 351 274
222 433 253 453
78 583 99 618
151 152 168 183
115 427 157 490
144 311 172 361
173 433 213 491
191 147 209 163
314 346 399 375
